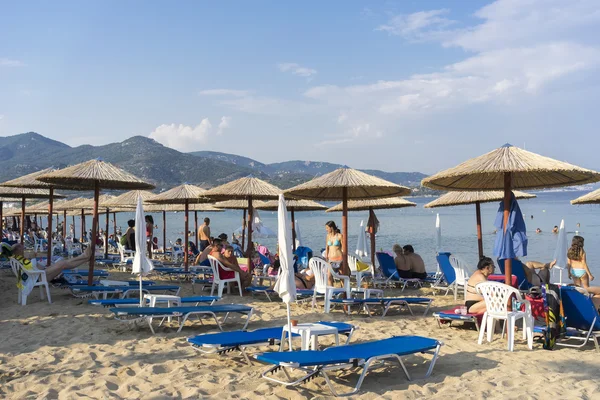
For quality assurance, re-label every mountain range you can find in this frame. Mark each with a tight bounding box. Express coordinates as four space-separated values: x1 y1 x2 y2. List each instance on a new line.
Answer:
0 132 428 191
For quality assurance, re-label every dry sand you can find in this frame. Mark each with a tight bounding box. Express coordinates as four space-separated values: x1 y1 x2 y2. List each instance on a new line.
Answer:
1 268 599 399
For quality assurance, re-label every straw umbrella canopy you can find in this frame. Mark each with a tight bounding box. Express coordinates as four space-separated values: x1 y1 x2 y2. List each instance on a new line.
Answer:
203 177 281 257
326 197 417 266
38 159 154 285
424 190 536 259
285 167 411 275
421 143 600 284
146 184 212 270
571 188 600 205
257 199 327 251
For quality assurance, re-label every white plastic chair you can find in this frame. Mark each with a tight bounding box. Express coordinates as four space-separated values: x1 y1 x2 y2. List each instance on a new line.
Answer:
170 241 184 262
33 232 46 253
448 255 470 301
117 242 135 263
348 255 371 288
476 281 533 351
310 258 347 313
10 258 52 305
64 237 82 257
208 255 242 297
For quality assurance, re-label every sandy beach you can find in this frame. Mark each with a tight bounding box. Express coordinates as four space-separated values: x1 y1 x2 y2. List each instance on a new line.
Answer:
0 269 598 400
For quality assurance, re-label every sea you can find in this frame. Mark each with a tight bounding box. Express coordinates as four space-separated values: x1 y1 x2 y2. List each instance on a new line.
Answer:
74 190 600 279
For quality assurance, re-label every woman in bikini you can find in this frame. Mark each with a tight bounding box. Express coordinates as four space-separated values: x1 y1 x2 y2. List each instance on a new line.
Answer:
325 220 344 285
567 236 600 296
464 257 496 314
294 267 315 289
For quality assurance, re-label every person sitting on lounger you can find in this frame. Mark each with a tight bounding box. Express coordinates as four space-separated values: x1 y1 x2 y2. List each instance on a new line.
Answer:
295 266 315 289
1 242 95 282
392 244 412 278
522 260 555 286
403 245 428 279
465 257 495 314
220 245 252 289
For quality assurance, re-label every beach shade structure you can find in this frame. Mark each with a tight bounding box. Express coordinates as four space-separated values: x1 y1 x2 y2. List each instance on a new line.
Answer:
213 199 267 250
552 219 568 284
355 220 368 259
424 190 536 260
256 199 326 251
571 188 600 205
38 159 154 285
146 184 211 270
203 177 281 256
273 194 296 351
325 196 416 267
132 196 154 306
104 190 156 243
421 143 600 284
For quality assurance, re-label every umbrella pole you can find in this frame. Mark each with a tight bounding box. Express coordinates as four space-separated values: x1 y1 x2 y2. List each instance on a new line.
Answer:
194 210 198 249
369 208 376 268
105 208 109 259
291 208 296 252
47 188 54 266
246 196 253 257
88 181 100 286
475 202 484 260
0 201 3 237
162 210 166 253
113 212 117 238
286 303 293 351
81 209 85 242
342 188 349 276
241 209 246 250
20 196 25 243
72 215 75 236
184 200 189 271
63 210 67 238
503 173 512 285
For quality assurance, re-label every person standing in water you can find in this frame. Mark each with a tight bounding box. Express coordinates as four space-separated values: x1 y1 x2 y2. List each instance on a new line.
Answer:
199 217 211 251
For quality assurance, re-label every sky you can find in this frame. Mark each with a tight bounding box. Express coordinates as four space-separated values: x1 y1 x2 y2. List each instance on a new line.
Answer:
1 0 600 174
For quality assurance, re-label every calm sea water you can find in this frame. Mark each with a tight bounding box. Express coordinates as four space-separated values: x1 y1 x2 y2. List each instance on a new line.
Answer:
76 190 600 279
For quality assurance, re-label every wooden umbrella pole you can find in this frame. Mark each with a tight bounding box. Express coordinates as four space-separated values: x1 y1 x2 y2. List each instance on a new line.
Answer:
20 196 25 243
342 187 349 276
81 209 85 241
369 207 376 268
72 215 75 236
503 172 512 285
475 202 484 260
112 212 117 237
162 210 166 253
88 181 100 286
184 200 189 271
47 188 54 266
241 209 246 250
104 208 109 258
0 201 3 237
63 210 67 238
194 210 198 248
246 196 253 257
291 208 296 252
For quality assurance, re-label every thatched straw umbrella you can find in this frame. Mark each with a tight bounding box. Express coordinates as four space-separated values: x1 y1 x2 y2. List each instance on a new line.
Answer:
326 197 416 266
39 160 154 284
256 199 327 251
203 177 281 257
146 184 211 270
424 190 536 259
74 195 118 258
285 167 411 275
571 188 600 205
422 143 600 284
54 197 88 239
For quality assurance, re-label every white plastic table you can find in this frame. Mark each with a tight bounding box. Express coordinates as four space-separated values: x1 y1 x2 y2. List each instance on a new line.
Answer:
144 294 181 323
280 323 339 351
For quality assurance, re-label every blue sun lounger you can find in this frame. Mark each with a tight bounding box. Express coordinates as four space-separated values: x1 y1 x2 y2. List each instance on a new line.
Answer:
256 335 443 396
187 321 356 364
556 286 600 352
330 297 433 317
64 269 109 277
88 295 220 307
246 286 314 302
110 304 254 334
70 284 180 299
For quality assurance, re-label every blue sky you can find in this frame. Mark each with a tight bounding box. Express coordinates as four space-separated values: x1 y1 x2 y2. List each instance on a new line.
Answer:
1 0 600 174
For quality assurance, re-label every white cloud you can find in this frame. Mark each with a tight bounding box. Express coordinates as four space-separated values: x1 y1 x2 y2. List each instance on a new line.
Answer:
198 89 249 97
149 119 213 151
277 63 317 78
0 58 24 67
376 9 456 41
217 116 231 135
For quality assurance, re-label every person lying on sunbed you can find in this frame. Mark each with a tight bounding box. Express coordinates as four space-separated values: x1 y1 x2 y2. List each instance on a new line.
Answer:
465 257 495 314
295 266 315 289
522 260 555 286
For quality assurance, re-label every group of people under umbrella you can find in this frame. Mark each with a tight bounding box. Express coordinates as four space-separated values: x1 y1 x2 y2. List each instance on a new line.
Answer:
3 143 600 295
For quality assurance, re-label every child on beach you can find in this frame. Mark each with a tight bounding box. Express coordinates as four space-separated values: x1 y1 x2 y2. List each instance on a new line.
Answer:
567 236 600 296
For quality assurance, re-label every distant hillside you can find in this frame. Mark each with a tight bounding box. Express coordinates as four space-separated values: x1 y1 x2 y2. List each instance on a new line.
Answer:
0 132 430 192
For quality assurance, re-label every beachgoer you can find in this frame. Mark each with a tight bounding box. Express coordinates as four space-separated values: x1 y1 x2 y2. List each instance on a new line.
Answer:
523 260 555 286
294 267 315 289
552 226 559 234
465 257 496 314
145 215 154 259
392 244 411 278
218 233 230 246
536 228 542 234
124 219 135 251
214 244 252 289
403 245 428 279
567 236 600 296
198 218 211 251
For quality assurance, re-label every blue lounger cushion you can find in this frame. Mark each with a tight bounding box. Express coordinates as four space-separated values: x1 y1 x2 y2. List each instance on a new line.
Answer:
256 336 439 367
89 296 220 307
246 286 313 296
71 285 179 292
330 297 431 304
64 270 109 276
110 304 253 316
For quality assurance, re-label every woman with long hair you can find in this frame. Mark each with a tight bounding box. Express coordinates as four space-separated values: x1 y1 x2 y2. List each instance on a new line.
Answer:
567 235 600 295
325 220 346 285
